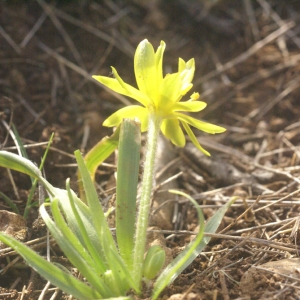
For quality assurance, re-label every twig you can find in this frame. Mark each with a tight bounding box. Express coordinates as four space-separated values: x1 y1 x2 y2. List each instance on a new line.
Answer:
20 11 48 48
194 21 295 86
243 0 260 41
50 3 134 56
254 188 300 213
254 265 300 283
219 271 230 300
151 229 300 253
237 217 297 235
0 26 22 54
36 0 84 68
75 37 115 92
13 93 46 125
57 60 79 116
251 75 300 120
38 42 131 106
38 281 51 300
257 0 300 49
253 162 300 186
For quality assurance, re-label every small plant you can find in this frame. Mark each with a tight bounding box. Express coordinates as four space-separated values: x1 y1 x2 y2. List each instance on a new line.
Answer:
0 39 232 299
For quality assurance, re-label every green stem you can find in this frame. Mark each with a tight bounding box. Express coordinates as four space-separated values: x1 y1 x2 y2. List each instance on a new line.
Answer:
132 113 162 285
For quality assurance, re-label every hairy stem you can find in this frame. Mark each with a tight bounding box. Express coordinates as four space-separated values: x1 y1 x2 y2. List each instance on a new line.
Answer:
132 113 162 285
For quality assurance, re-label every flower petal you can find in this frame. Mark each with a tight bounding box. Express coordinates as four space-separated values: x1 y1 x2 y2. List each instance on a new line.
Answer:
181 121 210 156
103 105 148 131
176 113 226 134
134 39 157 103
178 58 195 95
157 73 181 110
173 101 207 112
161 118 185 147
178 58 186 73
155 41 166 90
180 83 193 96
179 58 195 82
93 70 149 107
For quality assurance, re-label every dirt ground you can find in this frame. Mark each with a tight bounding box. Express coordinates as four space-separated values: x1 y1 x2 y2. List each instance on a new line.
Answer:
1 0 300 299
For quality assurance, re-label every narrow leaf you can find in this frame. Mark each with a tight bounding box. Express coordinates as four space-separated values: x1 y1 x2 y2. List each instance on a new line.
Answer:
84 126 120 181
41 202 112 297
0 191 19 214
24 133 55 218
65 179 107 272
116 119 141 269
101 219 140 294
152 190 205 299
152 193 236 299
11 123 29 159
0 150 42 180
0 233 102 300
75 151 119 261
78 126 120 201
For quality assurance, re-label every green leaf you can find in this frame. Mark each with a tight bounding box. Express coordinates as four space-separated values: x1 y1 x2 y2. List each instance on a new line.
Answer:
75 151 119 264
65 179 107 272
40 202 112 297
0 151 101 246
152 190 205 299
24 133 55 218
78 126 120 198
78 149 139 294
116 119 141 269
152 193 236 299
84 126 120 181
0 232 102 300
11 123 29 159
100 219 140 294
0 191 19 214
0 151 55 195
49 186 103 254
142 245 165 280
0 150 42 181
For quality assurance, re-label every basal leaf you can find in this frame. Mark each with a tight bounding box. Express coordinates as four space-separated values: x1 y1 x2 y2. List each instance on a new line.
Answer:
0 233 102 300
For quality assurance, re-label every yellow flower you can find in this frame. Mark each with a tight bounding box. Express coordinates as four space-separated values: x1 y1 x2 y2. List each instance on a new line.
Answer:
93 39 225 156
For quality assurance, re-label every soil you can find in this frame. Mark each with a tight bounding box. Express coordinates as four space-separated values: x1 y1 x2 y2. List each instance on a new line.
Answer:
1 0 300 299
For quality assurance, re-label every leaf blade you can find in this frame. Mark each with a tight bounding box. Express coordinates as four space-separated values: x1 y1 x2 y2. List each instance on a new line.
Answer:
0 233 102 300
116 119 141 269
40 202 112 297
152 193 236 299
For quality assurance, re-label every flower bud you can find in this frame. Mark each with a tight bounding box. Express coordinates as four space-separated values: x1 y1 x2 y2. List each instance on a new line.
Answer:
142 245 165 280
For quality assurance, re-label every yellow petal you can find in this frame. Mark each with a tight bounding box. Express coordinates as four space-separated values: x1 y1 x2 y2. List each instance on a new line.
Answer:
179 58 195 82
181 121 211 156
103 105 148 131
157 73 181 109
176 113 226 134
134 39 157 102
161 118 185 147
93 71 149 107
180 83 193 96
155 41 166 90
173 101 207 112
178 58 186 73
178 58 195 95
180 58 195 83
